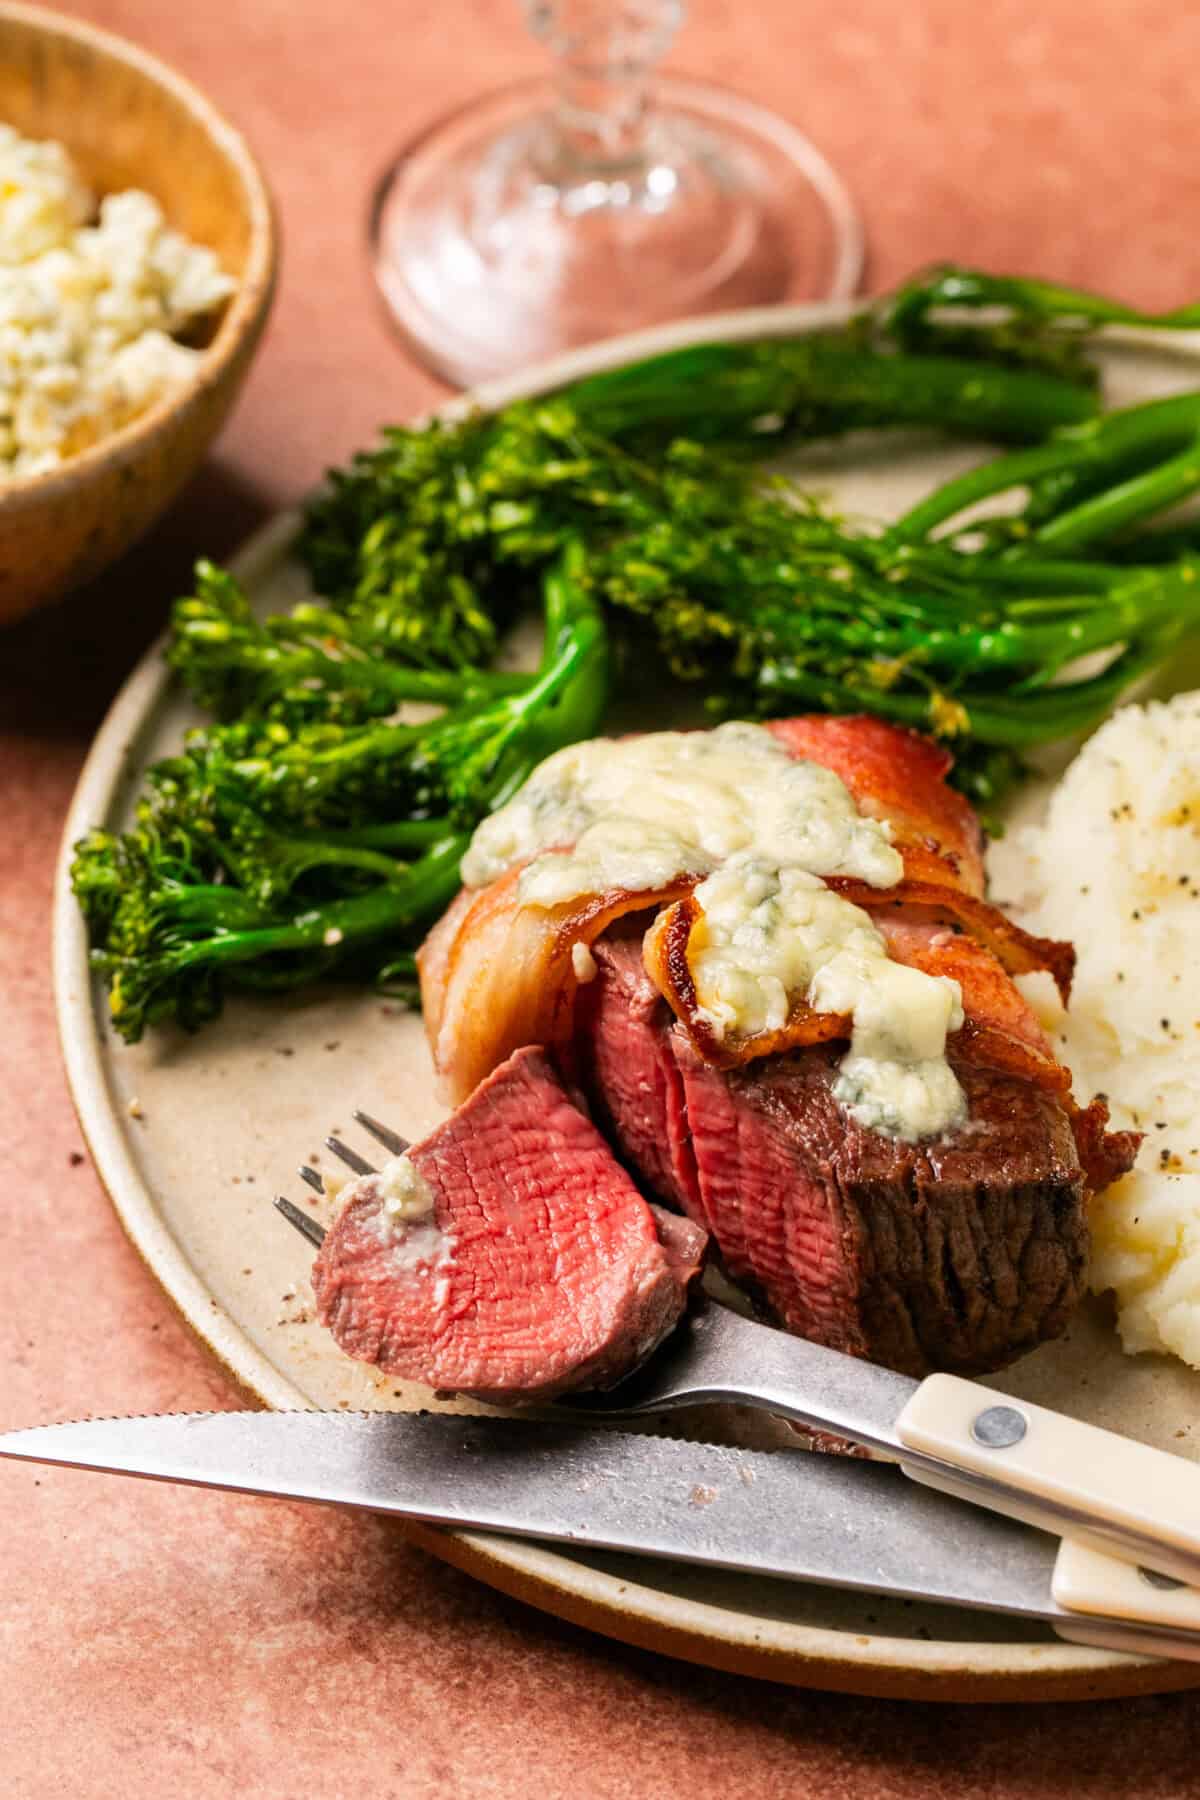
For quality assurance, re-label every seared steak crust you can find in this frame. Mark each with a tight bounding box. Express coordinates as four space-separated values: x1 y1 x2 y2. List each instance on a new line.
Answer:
679 1045 1087 1376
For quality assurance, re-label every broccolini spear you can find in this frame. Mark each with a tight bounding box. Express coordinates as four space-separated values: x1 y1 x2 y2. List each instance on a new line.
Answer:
893 391 1200 553
73 542 607 1042
566 334 1098 452
302 263 1183 620
294 387 1200 799
881 264 1200 346
168 560 527 723
567 263 1200 451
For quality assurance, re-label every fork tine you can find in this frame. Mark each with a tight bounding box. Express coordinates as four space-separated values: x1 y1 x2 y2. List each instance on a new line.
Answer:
352 1110 410 1156
326 1136 376 1176
274 1196 327 1248
299 1164 325 1195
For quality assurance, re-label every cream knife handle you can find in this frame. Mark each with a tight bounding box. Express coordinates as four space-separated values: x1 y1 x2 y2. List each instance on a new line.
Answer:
895 1373 1200 1591
1051 1540 1200 1639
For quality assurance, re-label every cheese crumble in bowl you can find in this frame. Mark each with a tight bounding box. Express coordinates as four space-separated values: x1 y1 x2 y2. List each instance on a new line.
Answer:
0 130 236 475
0 5 276 621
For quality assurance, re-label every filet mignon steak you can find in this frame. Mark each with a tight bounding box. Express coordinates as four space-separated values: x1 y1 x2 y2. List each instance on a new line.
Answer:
579 936 1090 1377
311 1045 707 1401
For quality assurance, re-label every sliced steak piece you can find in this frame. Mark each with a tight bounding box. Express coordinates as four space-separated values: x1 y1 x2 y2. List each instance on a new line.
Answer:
575 933 702 1221
578 935 1092 1378
311 1046 707 1403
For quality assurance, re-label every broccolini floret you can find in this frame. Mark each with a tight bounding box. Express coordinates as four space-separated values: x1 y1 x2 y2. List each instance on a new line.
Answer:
75 541 606 1041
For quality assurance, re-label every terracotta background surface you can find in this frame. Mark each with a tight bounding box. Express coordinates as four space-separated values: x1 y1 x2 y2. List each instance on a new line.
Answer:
5 1 1200 1792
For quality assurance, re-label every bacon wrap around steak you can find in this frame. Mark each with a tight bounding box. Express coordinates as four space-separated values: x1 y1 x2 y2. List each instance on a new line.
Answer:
763 715 987 897
643 901 1071 1087
417 715 1128 1193
419 866 698 1105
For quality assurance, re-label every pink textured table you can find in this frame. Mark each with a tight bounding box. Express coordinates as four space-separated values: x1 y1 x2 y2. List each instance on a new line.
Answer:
4 2 1200 1791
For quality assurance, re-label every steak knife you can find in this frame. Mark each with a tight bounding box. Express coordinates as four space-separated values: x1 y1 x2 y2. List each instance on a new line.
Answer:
1 1409 1198 1664
563 1303 1200 1600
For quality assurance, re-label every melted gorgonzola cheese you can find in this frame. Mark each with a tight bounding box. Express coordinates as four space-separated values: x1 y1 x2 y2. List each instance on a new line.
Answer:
463 722 968 1141
372 1155 452 1274
463 722 902 899
378 1153 436 1226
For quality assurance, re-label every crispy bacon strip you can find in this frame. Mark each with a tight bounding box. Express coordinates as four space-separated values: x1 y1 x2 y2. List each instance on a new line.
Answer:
644 900 1070 1093
1069 1096 1142 1195
828 879 1075 1004
643 898 1137 1185
417 859 698 1104
643 896 850 1068
875 914 1070 1094
765 715 986 897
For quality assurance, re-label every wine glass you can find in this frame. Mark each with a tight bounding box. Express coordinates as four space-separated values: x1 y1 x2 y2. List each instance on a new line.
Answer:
369 1 863 387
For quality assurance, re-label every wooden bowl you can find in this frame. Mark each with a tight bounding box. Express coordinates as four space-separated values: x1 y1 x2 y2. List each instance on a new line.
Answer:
0 3 278 623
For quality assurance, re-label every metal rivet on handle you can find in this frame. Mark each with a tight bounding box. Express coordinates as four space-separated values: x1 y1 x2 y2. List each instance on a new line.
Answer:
1139 1566 1186 1591
971 1405 1028 1449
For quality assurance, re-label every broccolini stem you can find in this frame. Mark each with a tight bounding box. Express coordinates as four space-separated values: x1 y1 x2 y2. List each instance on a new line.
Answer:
884 266 1200 337
169 561 530 721
144 882 273 934
1033 445 1200 551
171 609 526 708
569 337 1098 448
291 819 451 852
752 585 1183 680
472 537 609 792
757 615 1184 748
892 393 1200 544
155 834 468 984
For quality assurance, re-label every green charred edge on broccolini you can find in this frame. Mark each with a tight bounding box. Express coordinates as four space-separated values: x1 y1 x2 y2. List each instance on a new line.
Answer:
74 267 1200 1040
72 542 606 1042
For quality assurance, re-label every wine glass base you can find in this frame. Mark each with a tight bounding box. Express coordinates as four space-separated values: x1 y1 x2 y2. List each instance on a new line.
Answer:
370 75 864 388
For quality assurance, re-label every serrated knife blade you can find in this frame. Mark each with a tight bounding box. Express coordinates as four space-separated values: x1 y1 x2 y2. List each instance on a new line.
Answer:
1 1410 1197 1663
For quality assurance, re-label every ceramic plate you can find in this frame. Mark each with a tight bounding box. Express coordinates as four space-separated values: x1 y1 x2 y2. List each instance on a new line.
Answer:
54 304 1200 1702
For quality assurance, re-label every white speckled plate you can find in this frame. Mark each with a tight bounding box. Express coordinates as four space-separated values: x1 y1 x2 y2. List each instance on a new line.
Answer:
54 305 1200 1702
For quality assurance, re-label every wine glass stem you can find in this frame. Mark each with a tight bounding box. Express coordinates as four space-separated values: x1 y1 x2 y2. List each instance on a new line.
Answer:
552 60 652 170
527 1 685 179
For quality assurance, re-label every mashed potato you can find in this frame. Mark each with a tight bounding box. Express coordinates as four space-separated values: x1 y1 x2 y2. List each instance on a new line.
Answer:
1089 1170 1200 1367
1007 692 1200 1367
0 124 234 477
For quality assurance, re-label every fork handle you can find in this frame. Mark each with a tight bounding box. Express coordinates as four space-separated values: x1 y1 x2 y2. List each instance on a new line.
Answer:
897 1374 1200 1592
